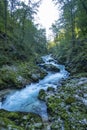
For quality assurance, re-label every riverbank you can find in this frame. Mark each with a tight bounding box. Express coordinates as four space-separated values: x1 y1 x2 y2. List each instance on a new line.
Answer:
0 61 47 90
46 76 87 129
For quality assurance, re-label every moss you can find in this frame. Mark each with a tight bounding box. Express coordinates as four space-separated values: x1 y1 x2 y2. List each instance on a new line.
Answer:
45 76 87 129
64 121 72 130
0 55 10 66
73 73 87 78
65 96 76 105
47 87 55 92
0 117 24 130
60 111 69 120
0 60 47 90
0 110 43 130
39 70 47 79
43 64 60 72
51 122 60 130
47 96 63 116
38 89 46 101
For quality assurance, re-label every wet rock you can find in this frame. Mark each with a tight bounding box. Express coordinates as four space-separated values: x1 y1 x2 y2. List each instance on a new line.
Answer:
0 89 14 102
38 89 46 101
31 73 40 82
47 87 55 92
34 122 43 129
42 64 60 72
31 70 47 82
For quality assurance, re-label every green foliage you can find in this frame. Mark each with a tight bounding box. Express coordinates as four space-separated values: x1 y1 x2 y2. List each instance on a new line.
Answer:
0 0 48 90
0 0 47 64
52 0 87 41
49 0 87 74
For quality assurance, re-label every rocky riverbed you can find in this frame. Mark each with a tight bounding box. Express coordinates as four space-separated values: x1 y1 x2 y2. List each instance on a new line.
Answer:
0 76 87 130
41 76 87 130
0 55 87 130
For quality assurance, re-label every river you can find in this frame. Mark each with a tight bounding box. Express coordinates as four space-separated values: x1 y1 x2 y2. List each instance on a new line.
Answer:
0 55 69 121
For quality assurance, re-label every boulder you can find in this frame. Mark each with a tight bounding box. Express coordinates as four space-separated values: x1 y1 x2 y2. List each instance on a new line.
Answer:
31 74 40 82
43 64 60 72
38 89 46 101
47 87 55 92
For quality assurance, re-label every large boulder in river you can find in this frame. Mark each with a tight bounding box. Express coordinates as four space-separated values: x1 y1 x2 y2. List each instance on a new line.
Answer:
43 64 60 72
31 70 47 82
31 73 40 82
38 89 46 101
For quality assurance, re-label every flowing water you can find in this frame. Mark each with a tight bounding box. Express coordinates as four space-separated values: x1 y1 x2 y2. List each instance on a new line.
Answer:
0 55 69 121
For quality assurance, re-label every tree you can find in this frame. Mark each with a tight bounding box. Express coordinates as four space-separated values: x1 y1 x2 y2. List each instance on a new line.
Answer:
4 0 8 43
0 0 47 58
0 1 5 33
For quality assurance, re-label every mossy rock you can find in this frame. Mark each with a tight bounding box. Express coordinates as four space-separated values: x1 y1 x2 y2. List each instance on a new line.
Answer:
38 89 46 101
0 110 43 130
65 96 76 105
43 64 60 72
39 70 47 79
46 75 87 130
51 122 61 130
47 87 55 92
47 96 63 116
0 60 47 90
60 111 69 120
35 57 44 64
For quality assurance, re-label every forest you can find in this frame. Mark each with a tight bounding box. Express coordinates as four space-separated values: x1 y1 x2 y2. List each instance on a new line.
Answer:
0 0 87 130
49 0 87 74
